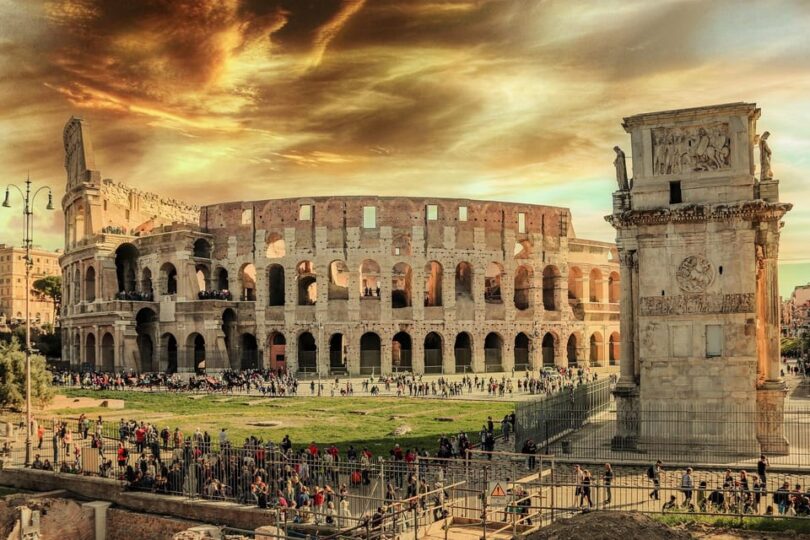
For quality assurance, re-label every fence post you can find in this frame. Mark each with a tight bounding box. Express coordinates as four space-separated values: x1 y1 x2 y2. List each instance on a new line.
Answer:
482 465 488 540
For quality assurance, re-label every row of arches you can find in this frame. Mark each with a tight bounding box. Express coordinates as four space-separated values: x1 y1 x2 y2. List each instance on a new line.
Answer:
69 242 619 309
75 326 619 374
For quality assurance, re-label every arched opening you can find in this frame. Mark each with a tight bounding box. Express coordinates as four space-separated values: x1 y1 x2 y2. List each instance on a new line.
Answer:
484 262 503 303
114 243 138 293
360 259 381 298
424 261 443 307
297 260 317 305
542 332 557 366
590 332 604 365
266 234 285 258
329 333 346 373
328 260 350 300
608 272 620 304
160 262 178 295
221 308 237 368
392 263 412 308
454 333 472 372
514 265 532 311
215 267 229 291
589 268 604 303
484 332 503 372
101 332 115 371
85 333 96 369
141 268 153 298
515 332 530 371
193 238 211 259
195 264 210 293
268 265 285 306
186 333 206 374
135 308 157 372
297 332 317 373
567 333 580 367
391 332 412 372
359 332 381 375
455 262 473 299
268 332 286 371
609 332 620 366
84 266 96 302
424 332 443 374
161 333 178 374
241 333 259 370
568 266 583 303
240 263 257 301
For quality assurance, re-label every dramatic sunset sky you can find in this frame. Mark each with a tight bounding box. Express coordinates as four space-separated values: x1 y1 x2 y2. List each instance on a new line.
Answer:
0 0 808 295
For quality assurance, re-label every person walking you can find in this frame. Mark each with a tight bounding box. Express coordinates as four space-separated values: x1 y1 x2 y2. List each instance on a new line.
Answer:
648 460 663 501
501 415 511 443
757 454 768 491
579 469 593 508
602 463 614 506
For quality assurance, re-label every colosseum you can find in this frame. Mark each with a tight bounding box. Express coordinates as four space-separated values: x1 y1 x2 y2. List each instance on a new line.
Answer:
60 117 620 376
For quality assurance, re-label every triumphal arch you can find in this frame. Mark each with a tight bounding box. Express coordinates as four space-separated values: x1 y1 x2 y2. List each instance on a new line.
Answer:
608 103 791 455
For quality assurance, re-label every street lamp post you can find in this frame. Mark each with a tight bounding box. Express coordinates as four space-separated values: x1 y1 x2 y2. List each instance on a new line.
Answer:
3 175 54 467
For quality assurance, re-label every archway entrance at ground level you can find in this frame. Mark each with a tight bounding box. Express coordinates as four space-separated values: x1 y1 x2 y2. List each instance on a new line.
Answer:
330 333 346 374
161 333 177 374
609 332 620 366
589 332 604 366
514 332 530 371
484 332 503 372
241 333 259 370
298 332 316 374
136 308 157 372
567 334 580 367
268 333 286 372
101 333 114 371
454 333 472 373
392 332 412 372
360 332 381 375
424 332 443 374
186 333 206 373
542 333 556 366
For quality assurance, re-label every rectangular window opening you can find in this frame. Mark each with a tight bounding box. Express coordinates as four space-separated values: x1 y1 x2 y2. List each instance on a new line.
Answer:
706 324 723 358
458 206 468 222
363 206 377 229
669 181 683 204
518 212 527 233
426 204 438 221
299 204 312 221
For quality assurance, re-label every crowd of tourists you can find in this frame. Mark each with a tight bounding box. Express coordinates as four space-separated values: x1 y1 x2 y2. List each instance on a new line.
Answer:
28 410 514 528
559 458 810 518
51 366 603 401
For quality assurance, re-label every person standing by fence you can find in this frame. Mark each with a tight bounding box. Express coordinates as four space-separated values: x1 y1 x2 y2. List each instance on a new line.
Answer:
681 467 694 509
602 463 613 506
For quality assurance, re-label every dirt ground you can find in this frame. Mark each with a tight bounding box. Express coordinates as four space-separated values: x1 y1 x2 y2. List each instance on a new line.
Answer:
525 512 810 540
44 395 124 410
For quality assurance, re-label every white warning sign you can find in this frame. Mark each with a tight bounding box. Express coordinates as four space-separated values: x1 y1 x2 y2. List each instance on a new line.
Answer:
488 481 509 507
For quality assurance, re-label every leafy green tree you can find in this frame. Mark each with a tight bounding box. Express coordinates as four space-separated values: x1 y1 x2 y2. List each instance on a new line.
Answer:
0 339 54 410
782 337 800 357
32 275 62 327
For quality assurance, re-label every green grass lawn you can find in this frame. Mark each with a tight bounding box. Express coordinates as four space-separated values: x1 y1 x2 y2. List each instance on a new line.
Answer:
51 390 515 455
656 513 810 534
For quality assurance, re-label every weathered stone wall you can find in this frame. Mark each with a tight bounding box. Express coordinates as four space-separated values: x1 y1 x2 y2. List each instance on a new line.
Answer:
107 507 197 540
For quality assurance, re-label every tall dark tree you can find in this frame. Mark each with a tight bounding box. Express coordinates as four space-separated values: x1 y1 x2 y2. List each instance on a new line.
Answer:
32 275 61 327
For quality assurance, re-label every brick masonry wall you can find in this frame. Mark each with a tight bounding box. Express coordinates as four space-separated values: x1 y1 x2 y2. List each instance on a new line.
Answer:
106 508 193 540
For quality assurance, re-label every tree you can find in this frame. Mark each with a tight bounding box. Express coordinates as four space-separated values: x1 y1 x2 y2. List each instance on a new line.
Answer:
0 339 54 410
32 275 61 327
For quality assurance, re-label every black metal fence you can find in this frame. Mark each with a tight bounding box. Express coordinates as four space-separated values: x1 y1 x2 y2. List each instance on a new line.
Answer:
534 404 810 470
513 378 614 453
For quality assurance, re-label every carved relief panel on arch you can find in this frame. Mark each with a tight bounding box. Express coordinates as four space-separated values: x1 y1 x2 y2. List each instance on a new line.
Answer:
652 123 731 175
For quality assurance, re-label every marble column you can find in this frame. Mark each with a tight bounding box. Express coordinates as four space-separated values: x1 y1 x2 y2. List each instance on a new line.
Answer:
612 249 639 450
756 227 789 454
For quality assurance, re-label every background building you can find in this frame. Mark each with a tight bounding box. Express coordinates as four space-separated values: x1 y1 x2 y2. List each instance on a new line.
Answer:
0 243 61 326
60 117 619 374
782 284 810 338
